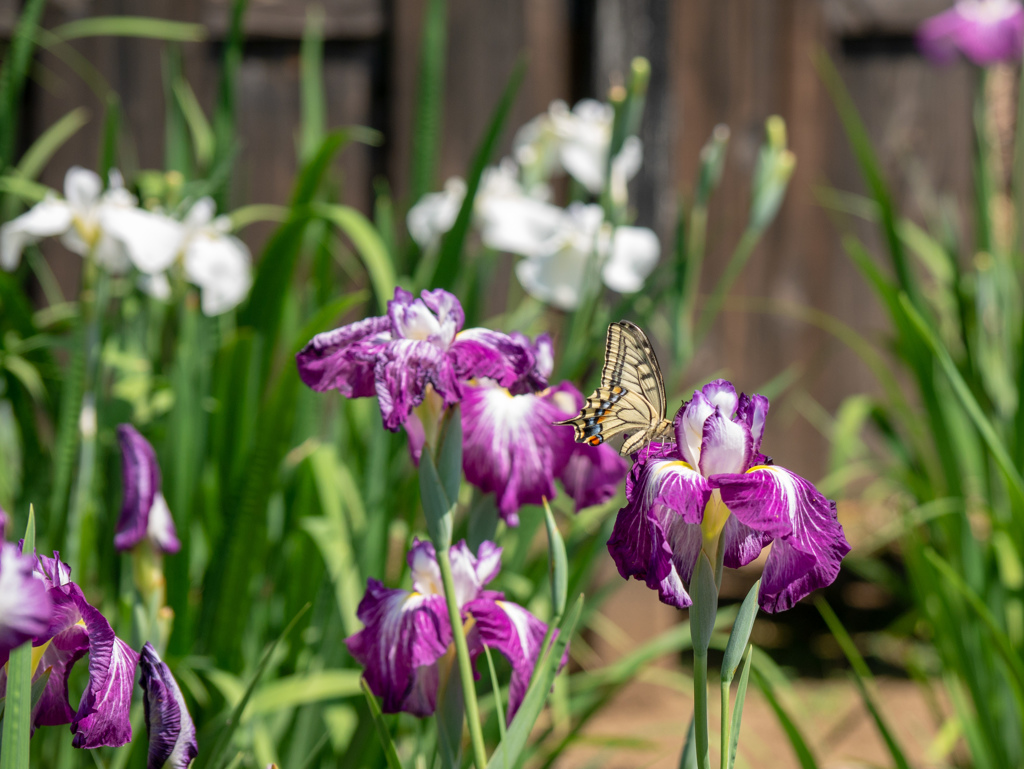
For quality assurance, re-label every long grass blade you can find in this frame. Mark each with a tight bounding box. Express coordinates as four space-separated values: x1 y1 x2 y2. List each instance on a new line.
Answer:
751 666 819 769
431 58 526 289
410 0 447 203
51 16 207 42
14 107 90 180
361 678 404 769
815 598 911 769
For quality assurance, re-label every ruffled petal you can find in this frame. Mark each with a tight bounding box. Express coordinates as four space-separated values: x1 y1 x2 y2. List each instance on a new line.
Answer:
701 380 738 417
63 167 102 210
139 642 198 769
407 178 466 249
448 539 502 608
183 232 253 315
0 197 73 270
559 441 628 511
70 586 141 748
758 501 851 612
601 226 659 294
99 205 185 275
345 579 451 716
465 597 553 721
408 538 444 597
0 543 53 665
714 466 850 612
448 328 535 390
674 392 714 469
295 315 393 395
721 515 772 569
460 382 574 525
736 393 769 454
374 338 452 430
114 424 173 552
698 408 752 477
33 622 90 728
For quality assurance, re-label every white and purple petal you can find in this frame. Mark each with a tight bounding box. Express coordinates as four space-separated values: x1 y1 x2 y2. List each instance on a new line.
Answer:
388 288 456 347
374 338 454 430
760 500 850 612
448 540 502 608
918 0 1024 65
139 642 198 769
448 328 536 391
701 380 738 417
714 467 850 612
345 579 451 716
674 392 714 469
559 441 628 511
465 596 554 721
698 409 752 477
115 424 179 553
736 393 769 454
69 585 141 748
296 315 393 395
461 382 575 525
0 542 52 664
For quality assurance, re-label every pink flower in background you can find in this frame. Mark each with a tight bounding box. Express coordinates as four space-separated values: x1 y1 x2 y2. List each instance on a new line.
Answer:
918 0 1024 65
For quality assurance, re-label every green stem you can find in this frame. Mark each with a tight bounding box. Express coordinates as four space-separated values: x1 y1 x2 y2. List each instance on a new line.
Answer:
437 545 489 769
694 651 710 769
676 204 708 368
66 267 109 576
719 679 731 769
696 227 760 343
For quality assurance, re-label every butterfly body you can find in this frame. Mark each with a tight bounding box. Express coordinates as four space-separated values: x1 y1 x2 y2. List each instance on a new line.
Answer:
557 321 676 456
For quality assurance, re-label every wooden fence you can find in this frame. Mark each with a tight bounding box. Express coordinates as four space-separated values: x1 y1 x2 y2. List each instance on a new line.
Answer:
3 0 978 477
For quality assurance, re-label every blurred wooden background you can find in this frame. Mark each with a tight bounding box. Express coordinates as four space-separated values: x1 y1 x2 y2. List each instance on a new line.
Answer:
2 0 977 479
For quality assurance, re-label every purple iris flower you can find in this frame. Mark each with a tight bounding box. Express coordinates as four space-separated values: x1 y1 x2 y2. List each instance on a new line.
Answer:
460 334 627 525
115 424 180 554
0 551 140 748
296 287 535 430
347 539 558 721
0 515 53 661
607 379 850 613
139 642 198 769
918 0 1024 65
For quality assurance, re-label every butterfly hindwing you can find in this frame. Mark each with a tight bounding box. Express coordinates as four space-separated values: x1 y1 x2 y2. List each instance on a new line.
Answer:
557 321 674 456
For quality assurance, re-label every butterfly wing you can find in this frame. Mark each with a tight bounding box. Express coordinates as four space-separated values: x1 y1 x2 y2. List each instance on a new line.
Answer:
556 321 672 456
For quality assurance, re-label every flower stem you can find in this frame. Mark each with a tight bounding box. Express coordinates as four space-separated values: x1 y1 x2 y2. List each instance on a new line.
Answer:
694 649 710 769
720 678 731 769
66 267 109 576
436 544 489 769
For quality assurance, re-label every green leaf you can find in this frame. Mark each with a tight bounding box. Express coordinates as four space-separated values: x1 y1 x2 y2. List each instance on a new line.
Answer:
815 599 910 769
51 16 207 42
752 666 820 769
432 58 526 289
15 107 90 181
485 595 583 769
721 579 759 683
198 604 310 769
410 0 447 202
299 6 326 164
922 547 1024 711
435 657 465 769
817 52 920 310
0 0 47 168
542 498 568 619
898 293 1024 507
292 290 370 354
173 78 215 170
0 510 39 769
678 716 697 769
727 645 754 769
314 203 397 313
419 437 455 549
246 670 362 717
361 678 404 769
689 550 718 655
